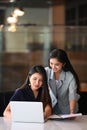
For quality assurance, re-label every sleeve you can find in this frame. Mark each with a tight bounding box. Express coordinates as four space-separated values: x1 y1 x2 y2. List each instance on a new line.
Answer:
69 77 80 101
45 67 51 83
49 87 57 108
10 89 23 101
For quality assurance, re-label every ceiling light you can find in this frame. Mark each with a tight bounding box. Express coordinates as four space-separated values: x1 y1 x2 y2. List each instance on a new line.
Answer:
7 15 18 24
13 8 24 17
9 0 16 2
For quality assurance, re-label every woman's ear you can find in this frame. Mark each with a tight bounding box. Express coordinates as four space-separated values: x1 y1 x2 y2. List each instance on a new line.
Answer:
63 63 66 67
29 84 31 86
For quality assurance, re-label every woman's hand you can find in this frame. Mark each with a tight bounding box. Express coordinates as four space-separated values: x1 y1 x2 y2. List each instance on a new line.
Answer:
3 103 11 119
44 104 52 119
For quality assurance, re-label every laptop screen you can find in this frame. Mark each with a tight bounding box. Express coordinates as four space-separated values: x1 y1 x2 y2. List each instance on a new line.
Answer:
10 101 44 123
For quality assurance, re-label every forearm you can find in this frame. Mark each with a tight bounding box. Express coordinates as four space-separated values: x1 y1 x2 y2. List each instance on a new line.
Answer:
44 104 52 119
3 103 11 118
69 100 76 114
3 110 11 118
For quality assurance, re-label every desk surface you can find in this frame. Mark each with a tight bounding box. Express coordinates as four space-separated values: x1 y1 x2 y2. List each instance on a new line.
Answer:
0 115 87 130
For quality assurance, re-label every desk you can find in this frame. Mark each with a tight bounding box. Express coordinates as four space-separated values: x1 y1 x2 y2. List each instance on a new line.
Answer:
0 116 87 130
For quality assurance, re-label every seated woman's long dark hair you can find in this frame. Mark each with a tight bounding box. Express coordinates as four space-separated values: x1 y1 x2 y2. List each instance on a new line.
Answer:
20 65 52 110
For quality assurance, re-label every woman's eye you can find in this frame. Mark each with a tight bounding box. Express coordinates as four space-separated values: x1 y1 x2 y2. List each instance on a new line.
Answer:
33 78 37 80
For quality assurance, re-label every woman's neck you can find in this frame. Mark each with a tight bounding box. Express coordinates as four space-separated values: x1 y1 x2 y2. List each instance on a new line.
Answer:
54 71 61 80
33 90 38 98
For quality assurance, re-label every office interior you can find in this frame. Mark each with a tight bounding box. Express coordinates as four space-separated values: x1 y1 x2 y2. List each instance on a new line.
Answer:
0 0 87 116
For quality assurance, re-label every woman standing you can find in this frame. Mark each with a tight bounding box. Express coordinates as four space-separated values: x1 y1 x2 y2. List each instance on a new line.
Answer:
45 48 80 114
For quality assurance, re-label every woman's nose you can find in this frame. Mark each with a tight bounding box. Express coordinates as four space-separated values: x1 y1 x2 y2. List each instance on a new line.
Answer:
35 80 39 85
52 64 55 69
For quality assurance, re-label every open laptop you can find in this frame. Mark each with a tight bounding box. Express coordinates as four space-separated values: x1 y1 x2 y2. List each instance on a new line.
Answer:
10 101 44 123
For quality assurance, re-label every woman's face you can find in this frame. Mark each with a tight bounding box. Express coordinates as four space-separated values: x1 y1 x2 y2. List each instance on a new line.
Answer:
29 73 43 91
50 58 63 73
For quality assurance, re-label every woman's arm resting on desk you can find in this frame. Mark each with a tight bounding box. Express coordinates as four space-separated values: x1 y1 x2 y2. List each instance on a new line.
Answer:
3 103 11 118
70 100 77 114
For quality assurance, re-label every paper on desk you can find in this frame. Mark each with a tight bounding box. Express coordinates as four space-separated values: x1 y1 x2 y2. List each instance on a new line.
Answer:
60 113 82 118
48 113 82 120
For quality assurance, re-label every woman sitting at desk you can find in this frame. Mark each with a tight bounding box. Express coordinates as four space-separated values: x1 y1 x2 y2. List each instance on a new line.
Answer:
3 65 52 119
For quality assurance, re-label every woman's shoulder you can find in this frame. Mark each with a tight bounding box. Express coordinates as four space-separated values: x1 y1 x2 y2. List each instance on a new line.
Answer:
13 88 23 96
45 67 52 76
45 67 51 72
16 86 29 93
10 88 23 101
45 66 50 70
65 71 75 80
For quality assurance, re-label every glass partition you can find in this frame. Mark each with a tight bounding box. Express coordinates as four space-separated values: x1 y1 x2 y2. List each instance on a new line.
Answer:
0 25 87 92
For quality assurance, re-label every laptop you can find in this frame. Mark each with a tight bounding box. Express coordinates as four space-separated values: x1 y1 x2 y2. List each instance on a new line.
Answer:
10 101 44 123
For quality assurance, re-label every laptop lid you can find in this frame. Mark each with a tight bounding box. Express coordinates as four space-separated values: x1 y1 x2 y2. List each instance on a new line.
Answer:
10 101 44 123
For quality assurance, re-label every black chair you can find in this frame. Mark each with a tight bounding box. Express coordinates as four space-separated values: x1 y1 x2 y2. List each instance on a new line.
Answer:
0 91 14 116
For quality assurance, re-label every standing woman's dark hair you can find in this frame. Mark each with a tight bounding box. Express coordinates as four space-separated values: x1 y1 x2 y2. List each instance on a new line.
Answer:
48 48 80 93
20 65 52 109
